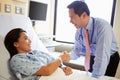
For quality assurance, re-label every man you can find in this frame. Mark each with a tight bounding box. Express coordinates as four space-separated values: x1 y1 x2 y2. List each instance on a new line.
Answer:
67 1 119 78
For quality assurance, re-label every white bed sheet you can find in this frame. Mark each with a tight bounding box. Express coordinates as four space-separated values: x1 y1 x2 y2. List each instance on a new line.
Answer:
39 68 119 80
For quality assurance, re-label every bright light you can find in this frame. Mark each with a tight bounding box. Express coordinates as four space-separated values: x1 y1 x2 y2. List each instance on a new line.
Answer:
55 0 113 43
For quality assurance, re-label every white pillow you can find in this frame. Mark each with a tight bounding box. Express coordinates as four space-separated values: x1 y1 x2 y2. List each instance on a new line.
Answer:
0 14 49 80
0 35 17 80
0 14 49 53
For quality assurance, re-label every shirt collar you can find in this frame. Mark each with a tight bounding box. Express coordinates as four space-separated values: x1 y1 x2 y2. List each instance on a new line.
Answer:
86 17 94 30
18 51 31 55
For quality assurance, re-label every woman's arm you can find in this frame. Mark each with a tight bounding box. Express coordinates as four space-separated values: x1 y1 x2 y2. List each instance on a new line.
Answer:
34 58 61 76
34 52 70 76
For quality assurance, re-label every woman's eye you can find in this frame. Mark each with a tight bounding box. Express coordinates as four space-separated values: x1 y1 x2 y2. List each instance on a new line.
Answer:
25 37 29 40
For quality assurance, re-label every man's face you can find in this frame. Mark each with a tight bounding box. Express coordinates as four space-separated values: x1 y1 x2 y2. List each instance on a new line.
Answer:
69 8 84 29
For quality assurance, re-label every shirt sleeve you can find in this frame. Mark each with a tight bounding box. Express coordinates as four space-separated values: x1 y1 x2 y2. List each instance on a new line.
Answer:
34 50 55 63
70 28 86 60
92 20 112 78
10 55 43 76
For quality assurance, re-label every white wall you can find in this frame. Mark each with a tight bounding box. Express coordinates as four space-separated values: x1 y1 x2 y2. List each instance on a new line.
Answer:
0 0 29 16
30 0 55 36
113 0 120 55
113 0 120 78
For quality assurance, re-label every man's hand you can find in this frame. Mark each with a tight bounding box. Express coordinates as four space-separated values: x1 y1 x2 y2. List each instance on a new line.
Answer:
60 51 70 62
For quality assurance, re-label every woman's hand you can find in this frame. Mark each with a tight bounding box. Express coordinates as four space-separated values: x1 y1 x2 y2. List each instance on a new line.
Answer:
62 66 73 75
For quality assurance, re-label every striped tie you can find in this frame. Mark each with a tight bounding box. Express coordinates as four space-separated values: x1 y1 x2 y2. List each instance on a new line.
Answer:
84 29 90 71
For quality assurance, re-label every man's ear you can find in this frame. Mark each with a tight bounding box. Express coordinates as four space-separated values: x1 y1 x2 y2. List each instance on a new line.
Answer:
81 12 87 18
13 42 19 47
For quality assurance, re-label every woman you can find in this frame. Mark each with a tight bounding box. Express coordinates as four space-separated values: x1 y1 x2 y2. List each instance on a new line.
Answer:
4 28 72 80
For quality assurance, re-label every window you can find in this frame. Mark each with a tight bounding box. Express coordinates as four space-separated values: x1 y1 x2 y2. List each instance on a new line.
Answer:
54 0 116 43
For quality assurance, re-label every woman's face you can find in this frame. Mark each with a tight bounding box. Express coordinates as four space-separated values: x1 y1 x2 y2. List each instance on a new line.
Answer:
14 32 32 53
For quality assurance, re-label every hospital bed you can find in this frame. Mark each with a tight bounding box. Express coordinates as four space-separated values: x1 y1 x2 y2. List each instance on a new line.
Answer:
0 14 119 80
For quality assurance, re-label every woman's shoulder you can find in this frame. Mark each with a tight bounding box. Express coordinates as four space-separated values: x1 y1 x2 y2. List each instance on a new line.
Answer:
10 53 28 63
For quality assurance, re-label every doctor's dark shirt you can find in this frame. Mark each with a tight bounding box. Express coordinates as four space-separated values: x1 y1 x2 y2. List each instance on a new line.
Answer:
70 17 118 78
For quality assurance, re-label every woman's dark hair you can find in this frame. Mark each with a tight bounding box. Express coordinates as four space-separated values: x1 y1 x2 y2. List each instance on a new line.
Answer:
67 1 90 16
4 28 26 59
